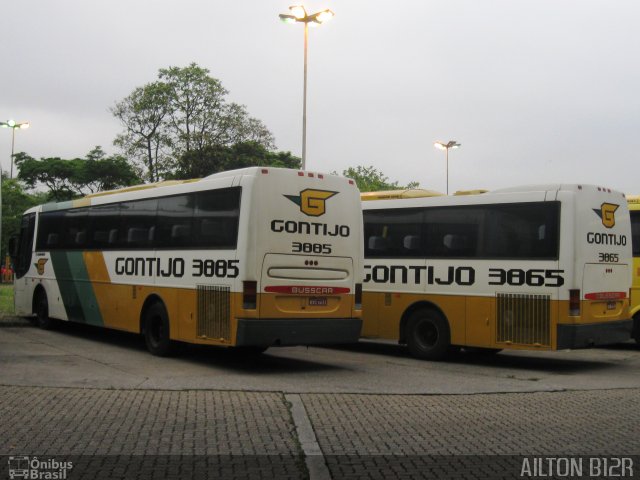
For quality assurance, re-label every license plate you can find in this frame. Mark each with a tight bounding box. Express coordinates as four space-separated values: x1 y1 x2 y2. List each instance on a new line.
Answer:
308 297 328 306
607 301 616 310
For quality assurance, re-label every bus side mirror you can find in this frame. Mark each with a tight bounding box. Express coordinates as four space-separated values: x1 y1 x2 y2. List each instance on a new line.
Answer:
8 236 18 259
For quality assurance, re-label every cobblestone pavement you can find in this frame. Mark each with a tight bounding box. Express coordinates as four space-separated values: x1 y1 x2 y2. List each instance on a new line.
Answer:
1 386 639 479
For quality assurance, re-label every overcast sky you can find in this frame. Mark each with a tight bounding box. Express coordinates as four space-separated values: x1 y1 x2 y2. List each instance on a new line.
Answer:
1 0 639 194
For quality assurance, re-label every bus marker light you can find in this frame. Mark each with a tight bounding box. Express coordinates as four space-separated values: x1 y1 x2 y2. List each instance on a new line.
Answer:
243 281 257 309
569 289 581 316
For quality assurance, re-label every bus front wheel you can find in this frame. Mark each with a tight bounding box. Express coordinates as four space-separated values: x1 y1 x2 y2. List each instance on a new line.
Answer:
406 308 450 360
144 302 174 357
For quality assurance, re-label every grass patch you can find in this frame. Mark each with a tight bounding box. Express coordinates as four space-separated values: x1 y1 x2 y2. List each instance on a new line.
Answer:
0 284 15 316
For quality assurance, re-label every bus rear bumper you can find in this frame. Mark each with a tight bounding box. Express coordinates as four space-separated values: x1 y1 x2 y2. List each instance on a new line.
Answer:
235 318 362 347
556 319 632 349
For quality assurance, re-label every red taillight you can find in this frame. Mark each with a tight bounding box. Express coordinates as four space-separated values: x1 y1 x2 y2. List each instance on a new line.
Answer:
243 281 257 309
355 283 362 310
569 289 580 316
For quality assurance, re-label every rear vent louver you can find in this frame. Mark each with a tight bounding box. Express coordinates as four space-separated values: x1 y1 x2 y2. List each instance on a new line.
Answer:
496 293 551 346
197 285 231 340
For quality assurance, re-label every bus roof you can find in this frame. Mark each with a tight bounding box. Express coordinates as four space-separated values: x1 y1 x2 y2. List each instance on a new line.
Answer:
627 194 640 207
360 189 444 201
24 167 350 214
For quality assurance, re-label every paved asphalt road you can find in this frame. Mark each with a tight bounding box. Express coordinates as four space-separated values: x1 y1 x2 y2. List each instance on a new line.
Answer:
1 319 639 479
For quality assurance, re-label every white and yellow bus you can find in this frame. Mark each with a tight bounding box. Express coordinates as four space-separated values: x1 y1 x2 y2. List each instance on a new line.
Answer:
11 167 363 355
628 195 640 343
361 184 632 359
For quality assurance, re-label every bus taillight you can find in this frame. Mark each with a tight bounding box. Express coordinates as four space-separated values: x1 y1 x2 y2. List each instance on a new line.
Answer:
569 289 581 316
243 281 257 309
355 283 362 310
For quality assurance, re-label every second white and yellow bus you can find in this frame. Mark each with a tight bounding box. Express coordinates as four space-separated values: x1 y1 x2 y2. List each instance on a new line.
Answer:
361 184 632 359
11 167 363 355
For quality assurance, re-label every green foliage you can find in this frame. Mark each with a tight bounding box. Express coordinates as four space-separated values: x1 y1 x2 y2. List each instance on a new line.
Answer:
15 147 140 201
173 141 301 179
1 176 47 261
340 166 420 192
0 285 14 316
113 63 276 182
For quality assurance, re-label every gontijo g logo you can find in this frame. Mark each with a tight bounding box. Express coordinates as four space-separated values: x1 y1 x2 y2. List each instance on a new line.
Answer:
34 258 48 275
285 189 338 217
593 203 619 229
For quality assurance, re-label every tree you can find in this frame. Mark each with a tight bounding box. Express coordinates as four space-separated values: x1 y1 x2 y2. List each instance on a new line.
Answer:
173 141 301 179
112 81 172 182
1 176 47 262
113 63 276 181
340 166 420 192
15 148 140 201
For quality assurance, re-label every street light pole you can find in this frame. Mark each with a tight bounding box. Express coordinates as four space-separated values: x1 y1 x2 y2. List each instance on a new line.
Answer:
279 5 335 171
302 20 308 166
0 119 29 267
434 140 461 195
1 119 30 179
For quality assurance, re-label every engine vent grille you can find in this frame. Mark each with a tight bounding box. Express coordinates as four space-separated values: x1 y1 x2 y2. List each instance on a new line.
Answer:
496 293 551 346
197 285 230 340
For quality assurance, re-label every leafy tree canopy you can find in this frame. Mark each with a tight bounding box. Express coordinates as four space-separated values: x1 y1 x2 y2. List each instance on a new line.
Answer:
113 63 276 182
172 141 301 179
1 176 48 260
15 147 140 202
340 166 419 192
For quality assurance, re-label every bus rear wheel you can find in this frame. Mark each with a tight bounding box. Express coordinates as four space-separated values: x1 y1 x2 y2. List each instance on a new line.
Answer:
633 313 640 344
406 308 450 360
144 302 174 357
35 290 55 330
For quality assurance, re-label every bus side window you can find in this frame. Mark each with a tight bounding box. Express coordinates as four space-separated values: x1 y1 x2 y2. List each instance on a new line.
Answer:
194 188 241 249
630 211 640 257
368 235 388 253
156 194 194 248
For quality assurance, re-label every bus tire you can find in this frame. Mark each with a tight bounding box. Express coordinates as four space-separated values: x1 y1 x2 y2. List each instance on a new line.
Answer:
35 290 55 330
406 308 450 360
143 302 174 357
633 313 640 344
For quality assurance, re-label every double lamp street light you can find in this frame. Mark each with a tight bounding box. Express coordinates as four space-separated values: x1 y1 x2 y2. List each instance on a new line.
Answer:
279 5 334 170
1 119 30 179
0 119 30 268
434 140 461 195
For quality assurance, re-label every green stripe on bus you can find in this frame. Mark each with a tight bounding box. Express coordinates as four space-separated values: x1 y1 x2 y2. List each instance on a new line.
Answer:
49 251 104 326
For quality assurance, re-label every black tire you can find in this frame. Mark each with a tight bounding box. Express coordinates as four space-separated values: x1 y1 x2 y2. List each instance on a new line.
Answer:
406 308 450 360
144 302 174 356
35 290 56 330
633 313 640 344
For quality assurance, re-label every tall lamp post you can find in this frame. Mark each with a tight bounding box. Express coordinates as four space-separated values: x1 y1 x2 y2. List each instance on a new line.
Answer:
0 119 29 273
279 5 334 170
1 119 30 179
434 140 461 195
